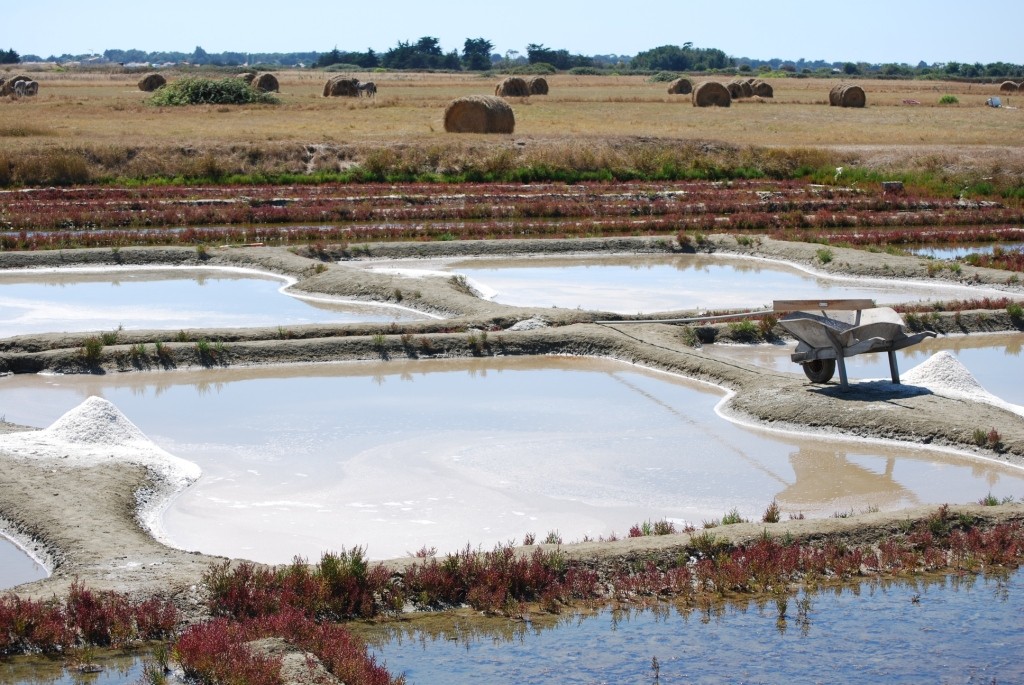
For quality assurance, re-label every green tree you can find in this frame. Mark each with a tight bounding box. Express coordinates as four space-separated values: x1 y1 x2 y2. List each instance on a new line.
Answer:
462 37 493 71
0 48 20 64
842 62 859 75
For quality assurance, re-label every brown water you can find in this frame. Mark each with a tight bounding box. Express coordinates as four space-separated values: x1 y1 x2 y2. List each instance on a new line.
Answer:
705 332 1024 407
1 358 1021 565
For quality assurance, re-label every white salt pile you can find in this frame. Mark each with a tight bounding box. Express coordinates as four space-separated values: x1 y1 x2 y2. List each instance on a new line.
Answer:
902 351 1024 418
0 396 201 539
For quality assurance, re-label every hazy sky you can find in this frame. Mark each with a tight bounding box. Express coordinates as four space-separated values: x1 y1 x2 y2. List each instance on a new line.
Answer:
9 0 1022 65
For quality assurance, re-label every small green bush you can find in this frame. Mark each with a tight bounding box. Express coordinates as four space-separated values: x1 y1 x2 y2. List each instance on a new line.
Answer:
1007 301 1023 320
149 77 280 106
816 247 834 264
938 94 959 105
649 71 679 83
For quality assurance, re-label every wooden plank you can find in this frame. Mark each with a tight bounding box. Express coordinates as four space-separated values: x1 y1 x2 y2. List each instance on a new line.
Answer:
773 298 875 312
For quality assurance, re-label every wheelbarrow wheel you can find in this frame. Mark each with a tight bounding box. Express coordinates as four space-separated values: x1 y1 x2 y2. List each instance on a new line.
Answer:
802 359 836 383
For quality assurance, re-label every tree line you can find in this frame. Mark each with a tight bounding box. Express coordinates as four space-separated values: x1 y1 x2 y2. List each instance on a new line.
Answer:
11 41 1024 79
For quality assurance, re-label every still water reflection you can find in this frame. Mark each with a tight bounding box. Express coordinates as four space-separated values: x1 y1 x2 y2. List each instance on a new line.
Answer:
363 569 1024 685
435 254 1010 313
0 358 1020 565
0 267 425 338
0 536 46 590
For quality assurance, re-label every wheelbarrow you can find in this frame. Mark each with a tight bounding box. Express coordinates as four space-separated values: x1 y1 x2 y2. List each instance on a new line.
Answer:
774 299 936 390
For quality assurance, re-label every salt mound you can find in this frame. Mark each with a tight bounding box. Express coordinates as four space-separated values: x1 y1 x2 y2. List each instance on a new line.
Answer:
902 351 1024 418
0 396 201 542
902 351 988 397
46 396 150 446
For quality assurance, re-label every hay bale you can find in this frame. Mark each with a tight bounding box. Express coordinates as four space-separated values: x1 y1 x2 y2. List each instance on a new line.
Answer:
323 76 359 97
495 76 529 97
252 72 279 93
444 95 515 134
836 84 866 108
738 81 753 98
527 76 549 95
726 81 743 99
236 72 257 84
692 81 731 107
751 80 774 98
1019 82 1024 93
137 73 166 92
999 80 1018 93
830 83 866 107
0 74 31 96
666 77 692 95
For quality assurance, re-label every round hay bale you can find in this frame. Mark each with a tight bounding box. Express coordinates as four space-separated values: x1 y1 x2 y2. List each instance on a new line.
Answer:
527 76 549 95
137 73 166 92
692 81 731 107
745 77 757 85
751 80 774 98
738 81 753 98
251 72 279 93
829 83 843 106
495 76 529 97
323 76 359 97
1019 82 1024 93
444 95 515 134
999 80 1018 93
667 77 692 95
836 84 866 108
236 72 257 84
1 74 31 96
726 81 743 99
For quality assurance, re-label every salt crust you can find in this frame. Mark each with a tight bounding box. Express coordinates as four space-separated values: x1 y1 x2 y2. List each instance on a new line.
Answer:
0 396 201 541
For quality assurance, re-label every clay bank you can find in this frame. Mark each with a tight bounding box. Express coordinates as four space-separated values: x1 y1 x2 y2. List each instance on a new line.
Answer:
0 234 1023 607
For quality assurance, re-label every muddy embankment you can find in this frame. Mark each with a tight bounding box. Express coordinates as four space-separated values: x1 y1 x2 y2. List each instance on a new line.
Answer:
0 234 1023 610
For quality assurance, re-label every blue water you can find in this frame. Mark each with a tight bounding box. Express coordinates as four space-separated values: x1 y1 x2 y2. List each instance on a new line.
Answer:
0 267 423 338
367 569 1024 685
907 241 1024 260
442 254 1006 314
0 536 46 591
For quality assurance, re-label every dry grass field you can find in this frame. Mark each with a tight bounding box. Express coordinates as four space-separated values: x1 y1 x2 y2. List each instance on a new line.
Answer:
2 67 1023 179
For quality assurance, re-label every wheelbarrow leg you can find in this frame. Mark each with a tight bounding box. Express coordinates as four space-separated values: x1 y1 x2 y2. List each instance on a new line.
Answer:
887 349 900 384
837 356 849 390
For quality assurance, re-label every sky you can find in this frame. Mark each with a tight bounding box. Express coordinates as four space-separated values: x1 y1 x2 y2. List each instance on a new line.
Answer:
8 0 1023 66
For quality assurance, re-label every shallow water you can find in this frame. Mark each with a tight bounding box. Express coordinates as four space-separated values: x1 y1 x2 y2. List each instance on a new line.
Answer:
1 358 1022 565
364 569 1024 685
705 332 1024 407
907 241 1024 260
0 267 424 338
0 650 147 685
0 536 46 590
430 254 1009 313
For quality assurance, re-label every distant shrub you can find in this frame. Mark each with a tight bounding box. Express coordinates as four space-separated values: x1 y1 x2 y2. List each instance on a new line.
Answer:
568 66 604 75
509 62 556 75
939 94 959 105
649 71 679 82
149 77 279 106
